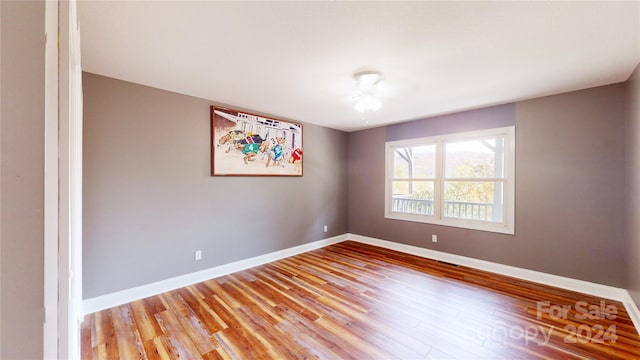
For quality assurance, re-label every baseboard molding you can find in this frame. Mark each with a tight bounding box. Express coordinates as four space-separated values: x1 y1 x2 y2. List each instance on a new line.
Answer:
347 234 627 301
82 231 640 337
347 233 640 335
622 291 640 333
82 234 349 315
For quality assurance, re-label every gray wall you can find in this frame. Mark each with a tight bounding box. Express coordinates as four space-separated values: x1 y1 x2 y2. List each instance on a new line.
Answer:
626 63 640 307
349 83 627 287
0 1 45 358
386 103 515 141
1 2 3 353
82 73 349 298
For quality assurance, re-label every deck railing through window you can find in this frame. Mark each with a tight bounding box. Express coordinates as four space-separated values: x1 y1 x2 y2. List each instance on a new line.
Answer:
392 196 495 221
392 196 434 215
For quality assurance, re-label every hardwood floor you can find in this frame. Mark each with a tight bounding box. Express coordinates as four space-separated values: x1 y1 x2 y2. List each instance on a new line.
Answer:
81 241 640 359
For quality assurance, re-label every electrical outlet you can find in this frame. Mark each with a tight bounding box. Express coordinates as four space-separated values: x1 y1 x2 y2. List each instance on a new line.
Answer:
324 225 328 232
195 250 202 261
432 235 438 243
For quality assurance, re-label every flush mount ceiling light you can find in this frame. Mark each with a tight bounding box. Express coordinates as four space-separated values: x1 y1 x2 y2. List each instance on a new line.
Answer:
353 70 383 113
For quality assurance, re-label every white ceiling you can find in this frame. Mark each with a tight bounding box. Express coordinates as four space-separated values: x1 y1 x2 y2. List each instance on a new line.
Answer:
78 1 640 132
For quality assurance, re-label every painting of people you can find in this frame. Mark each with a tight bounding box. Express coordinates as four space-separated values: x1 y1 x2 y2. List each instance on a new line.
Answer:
211 106 303 176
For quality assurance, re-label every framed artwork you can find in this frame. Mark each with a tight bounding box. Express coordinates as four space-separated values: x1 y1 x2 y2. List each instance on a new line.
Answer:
211 106 303 176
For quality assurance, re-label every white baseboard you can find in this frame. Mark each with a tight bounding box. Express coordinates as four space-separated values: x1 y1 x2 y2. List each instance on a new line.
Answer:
347 233 639 335
347 234 627 301
82 234 349 315
82 231 640 337
622 291 640 334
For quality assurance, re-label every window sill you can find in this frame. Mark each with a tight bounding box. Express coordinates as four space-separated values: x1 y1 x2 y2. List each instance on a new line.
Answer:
385 211 515 235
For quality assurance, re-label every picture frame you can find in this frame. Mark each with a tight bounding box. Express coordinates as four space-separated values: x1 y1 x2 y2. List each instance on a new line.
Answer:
211 106 303 176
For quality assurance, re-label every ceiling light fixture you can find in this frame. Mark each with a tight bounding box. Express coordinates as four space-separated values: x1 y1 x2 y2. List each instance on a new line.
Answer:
353 70 383 113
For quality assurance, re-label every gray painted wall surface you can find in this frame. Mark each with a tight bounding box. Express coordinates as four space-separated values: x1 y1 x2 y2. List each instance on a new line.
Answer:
83 73 348 298
349 84 627 287
1 2 3 353
626 63 640 307
0 1 45 358
386 103 515 141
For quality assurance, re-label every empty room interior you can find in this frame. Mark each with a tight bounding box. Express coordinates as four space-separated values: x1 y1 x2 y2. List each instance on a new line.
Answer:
3 1 640 359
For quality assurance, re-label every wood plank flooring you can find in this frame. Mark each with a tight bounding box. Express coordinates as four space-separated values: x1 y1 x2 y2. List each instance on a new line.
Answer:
81 241 640 359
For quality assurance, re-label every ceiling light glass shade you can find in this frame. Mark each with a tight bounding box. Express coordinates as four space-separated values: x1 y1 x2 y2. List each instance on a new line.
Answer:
355 72 382 90
354 93 382 113
353 70 384 113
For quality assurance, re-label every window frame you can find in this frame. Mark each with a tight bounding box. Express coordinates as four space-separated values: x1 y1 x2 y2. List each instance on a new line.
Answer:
384 126 515 235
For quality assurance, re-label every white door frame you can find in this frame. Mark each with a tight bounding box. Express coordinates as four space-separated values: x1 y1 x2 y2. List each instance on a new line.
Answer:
44 1 83 358
59 0 83 358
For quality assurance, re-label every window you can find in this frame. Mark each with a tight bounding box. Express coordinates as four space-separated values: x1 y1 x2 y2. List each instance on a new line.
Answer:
385 126 515 234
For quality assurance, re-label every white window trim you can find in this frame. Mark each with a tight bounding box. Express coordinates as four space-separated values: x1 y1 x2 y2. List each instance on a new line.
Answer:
385 126 515 235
